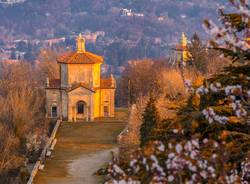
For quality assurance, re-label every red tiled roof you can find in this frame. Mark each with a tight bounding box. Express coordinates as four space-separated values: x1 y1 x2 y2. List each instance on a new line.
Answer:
57 51 103 64
100 78 115 89
67 83 95 93
0 60 21 64
46 79 60 89
46 77 115 90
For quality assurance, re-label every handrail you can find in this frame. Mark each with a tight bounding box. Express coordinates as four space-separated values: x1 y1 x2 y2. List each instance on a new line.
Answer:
27 120 61 184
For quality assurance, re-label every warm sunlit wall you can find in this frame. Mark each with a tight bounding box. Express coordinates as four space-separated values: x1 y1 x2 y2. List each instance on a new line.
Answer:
67 64 93 86
93 63 101 88
93 89 101 118
100 89 115 117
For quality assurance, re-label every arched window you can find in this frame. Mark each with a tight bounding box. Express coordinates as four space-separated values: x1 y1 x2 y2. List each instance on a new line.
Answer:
77 101 85 114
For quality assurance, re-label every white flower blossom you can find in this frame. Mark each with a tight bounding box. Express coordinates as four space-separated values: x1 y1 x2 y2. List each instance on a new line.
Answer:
210 83 219 92
225 85 242 95
168 175 174 182
173 129 179 134
247 90 250 97
202 138 208 144
202 108 228 124
196 86 209 95
113 164 125 175
185 79 194 92
200 170 208 179
168 153 175 159
157 142 165 152
175 144 183 154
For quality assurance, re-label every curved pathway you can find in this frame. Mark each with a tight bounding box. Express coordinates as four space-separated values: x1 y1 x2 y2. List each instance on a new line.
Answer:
34 121 126 184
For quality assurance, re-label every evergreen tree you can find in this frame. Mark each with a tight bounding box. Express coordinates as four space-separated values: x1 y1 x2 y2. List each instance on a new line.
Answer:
188 33 208 73
104 1 250 183
140 96 159 147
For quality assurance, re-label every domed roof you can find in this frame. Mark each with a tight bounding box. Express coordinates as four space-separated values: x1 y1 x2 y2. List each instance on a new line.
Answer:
57 34 103 64
57 51 103 64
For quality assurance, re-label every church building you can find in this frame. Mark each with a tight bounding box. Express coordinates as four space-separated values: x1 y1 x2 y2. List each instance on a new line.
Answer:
45 34 116 121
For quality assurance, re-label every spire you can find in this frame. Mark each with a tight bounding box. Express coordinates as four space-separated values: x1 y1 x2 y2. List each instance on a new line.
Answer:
76 33 86 53
181 32 190 62
181 32 187 48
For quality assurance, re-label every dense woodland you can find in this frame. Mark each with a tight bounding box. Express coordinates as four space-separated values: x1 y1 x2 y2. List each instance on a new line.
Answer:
0 49 59 183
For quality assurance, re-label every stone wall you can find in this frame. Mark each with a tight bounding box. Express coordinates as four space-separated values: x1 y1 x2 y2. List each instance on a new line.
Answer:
46 89 61 118
100 89 115 117
61 90 68 120
60 64 68 88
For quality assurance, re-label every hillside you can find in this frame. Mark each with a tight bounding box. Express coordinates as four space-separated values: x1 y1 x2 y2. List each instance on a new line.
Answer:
0 0 228 71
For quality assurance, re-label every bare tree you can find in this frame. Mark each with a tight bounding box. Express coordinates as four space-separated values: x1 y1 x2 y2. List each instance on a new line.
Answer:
36 48 62 81
116 59 169 106
0 56 58 182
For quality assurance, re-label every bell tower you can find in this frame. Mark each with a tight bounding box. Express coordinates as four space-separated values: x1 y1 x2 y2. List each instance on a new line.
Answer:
76 33 86 53
181 32 189 62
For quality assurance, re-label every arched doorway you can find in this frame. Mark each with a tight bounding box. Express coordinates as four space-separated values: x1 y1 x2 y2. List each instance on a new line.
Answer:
76 101 86 120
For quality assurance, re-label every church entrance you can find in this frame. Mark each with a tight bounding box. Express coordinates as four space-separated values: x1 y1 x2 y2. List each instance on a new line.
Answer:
76 101 86 120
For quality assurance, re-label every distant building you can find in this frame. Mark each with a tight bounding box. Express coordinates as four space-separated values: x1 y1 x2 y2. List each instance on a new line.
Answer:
0 49 11 61
44 37 66 47
0 59 20 64
121 9 144 17
154 37 162 44
121 9 133 17
158 16 165 21
134 13 144 17
45 34 116 121
82 31 105 43
180 14 187 19
0 0 26 4
158 13 169 22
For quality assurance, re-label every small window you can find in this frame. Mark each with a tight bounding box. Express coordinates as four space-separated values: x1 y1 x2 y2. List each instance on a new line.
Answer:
104 106 109 117
51 106 57 118
77 101 85 114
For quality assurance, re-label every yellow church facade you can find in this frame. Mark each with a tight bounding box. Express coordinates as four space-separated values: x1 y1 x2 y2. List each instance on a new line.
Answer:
45 34 116 121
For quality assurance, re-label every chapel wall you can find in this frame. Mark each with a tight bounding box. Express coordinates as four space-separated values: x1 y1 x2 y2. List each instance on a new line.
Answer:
93 63 101 88
100 89 115 117
60 64 68 88
93 89 101 118
67 64 93 87
61 90 68 120
46 89 61 118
